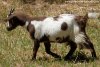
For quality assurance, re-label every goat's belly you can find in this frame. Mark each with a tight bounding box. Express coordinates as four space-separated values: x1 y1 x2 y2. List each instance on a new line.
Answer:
49 36 69 43
40 25 71 42
48 31 70 43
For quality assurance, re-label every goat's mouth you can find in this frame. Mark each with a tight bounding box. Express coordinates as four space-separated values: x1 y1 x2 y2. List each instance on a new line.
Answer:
6 25 17 31
6 27 13 31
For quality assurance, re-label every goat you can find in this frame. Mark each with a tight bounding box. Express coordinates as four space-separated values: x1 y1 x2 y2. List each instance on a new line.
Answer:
6 9 98 60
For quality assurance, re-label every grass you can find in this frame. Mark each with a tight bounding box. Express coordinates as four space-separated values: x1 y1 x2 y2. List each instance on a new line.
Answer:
0 0 100 67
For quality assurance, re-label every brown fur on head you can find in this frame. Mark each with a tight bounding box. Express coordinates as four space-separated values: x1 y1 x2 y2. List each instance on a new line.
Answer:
6 10 46 31
6 8 34 31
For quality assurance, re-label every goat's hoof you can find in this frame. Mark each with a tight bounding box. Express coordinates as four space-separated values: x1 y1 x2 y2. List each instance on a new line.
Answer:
92 56 98 60
56 56 61 59
31 58 36 61
55 57 62 60
92 55 97 59
64 56 72 61
53 55 61 59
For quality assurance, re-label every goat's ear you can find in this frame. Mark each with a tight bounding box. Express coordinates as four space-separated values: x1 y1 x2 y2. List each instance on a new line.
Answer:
8 8 15 16
83 13 88 20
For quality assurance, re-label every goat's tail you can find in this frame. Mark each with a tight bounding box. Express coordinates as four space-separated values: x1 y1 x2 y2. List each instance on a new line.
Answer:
87 12 100 19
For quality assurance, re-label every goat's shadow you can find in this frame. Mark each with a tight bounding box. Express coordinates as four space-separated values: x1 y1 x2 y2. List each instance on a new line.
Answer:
37 52 98 63
63 52 99 63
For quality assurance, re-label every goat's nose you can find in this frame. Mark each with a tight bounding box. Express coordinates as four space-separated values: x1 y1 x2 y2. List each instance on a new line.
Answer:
6 27 12 31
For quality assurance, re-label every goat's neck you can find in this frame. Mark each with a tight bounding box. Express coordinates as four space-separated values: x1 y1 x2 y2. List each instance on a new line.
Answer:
25 21 30 27
23 21 30 31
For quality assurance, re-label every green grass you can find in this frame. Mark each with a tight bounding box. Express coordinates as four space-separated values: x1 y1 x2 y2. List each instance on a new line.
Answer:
0 0 100 67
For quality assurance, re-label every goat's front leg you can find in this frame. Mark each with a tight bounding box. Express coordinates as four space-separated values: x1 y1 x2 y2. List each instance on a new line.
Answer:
32 39 40 60
44 41 61 59
64 40 77 60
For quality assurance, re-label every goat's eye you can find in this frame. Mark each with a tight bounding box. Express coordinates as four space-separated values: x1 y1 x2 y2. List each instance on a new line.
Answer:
10 20 14 25
11 20 14 24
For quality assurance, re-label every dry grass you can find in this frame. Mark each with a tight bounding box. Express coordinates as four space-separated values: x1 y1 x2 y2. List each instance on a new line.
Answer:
0 0 100 67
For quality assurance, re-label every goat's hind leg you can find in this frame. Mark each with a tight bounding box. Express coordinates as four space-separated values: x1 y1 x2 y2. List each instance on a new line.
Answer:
64 40 77 60
44 41 61 59
84 37 97 59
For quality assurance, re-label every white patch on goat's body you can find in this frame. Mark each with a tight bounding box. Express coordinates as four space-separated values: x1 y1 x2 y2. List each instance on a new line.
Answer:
31 14 74 40
74 23 80 35
31 21 42 39
41 18 68 41
75 33 86 44
30 14 86 44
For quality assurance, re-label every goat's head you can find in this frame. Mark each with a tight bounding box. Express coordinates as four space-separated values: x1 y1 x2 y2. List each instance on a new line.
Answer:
6 8 26 31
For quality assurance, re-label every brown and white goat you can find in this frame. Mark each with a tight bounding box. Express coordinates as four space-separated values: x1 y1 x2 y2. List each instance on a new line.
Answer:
6 9 97 60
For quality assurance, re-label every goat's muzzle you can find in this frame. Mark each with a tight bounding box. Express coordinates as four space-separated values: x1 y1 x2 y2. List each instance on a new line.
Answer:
6 27 13 31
